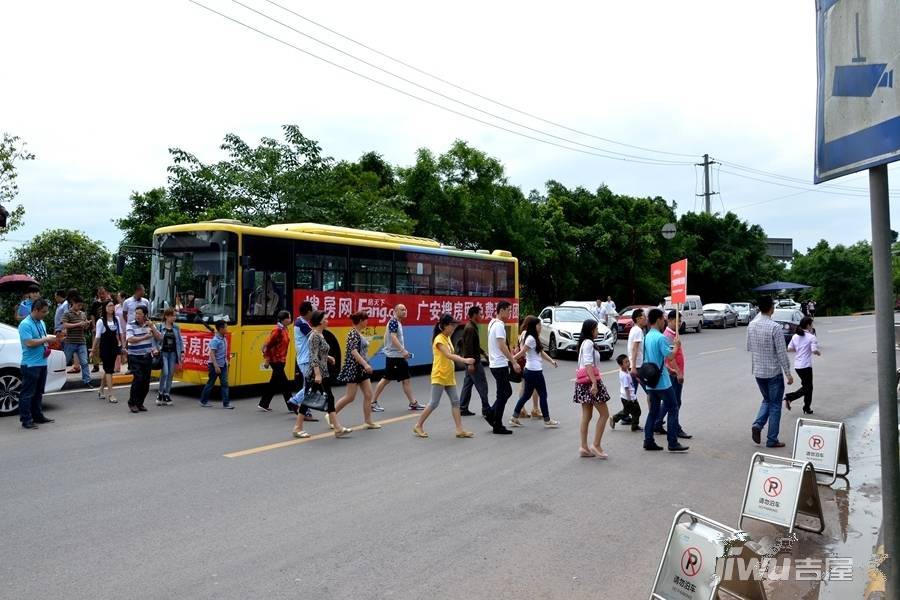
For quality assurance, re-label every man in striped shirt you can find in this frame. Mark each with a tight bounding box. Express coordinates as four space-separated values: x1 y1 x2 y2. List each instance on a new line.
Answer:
126 306 161 413
746 296 794 448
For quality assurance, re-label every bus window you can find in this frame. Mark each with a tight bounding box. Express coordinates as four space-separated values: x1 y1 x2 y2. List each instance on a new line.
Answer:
295 243 348 292
394 252 432 295
465 261 494 297
434 255 465 296
350 247 392 294
244 235 291 322
495 262 514 297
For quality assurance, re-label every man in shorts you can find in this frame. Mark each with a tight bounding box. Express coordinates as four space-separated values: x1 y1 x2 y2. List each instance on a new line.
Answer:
371 304 424 411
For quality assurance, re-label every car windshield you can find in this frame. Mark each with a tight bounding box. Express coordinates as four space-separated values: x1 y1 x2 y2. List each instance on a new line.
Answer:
732 303 749 309
704 304 728 311
555 307 593 323
772 309 798 322
150 230 238 323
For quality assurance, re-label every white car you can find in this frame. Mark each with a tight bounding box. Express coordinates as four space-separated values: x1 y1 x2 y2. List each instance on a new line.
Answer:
560 300 619 336
538 305 616 360
0 323 67 417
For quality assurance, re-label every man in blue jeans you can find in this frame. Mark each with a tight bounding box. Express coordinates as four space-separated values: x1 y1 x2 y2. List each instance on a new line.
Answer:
61 294 94 388
642 308 689 452
201 320 232 409
746 296 793 448
18 299 56 429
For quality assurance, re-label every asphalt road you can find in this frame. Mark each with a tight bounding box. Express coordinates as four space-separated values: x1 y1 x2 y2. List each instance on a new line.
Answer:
1 314 882 599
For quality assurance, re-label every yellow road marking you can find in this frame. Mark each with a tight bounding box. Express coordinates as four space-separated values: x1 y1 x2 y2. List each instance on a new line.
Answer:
224 412 421 458
697 347 735 356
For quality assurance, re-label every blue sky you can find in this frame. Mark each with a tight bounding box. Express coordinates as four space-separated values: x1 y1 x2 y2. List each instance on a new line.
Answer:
1 0 897 260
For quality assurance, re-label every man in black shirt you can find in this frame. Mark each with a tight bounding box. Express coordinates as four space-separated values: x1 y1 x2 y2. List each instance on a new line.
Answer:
459 305 490 417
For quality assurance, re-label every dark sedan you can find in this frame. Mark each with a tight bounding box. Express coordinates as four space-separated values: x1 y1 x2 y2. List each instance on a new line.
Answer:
772 308 806 345
615 305 655 339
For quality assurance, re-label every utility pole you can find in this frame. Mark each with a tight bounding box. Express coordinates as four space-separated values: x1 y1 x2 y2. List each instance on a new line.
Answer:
696 154 718 214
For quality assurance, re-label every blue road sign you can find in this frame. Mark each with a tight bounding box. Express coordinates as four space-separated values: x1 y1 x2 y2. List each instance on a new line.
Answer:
815 0 900 183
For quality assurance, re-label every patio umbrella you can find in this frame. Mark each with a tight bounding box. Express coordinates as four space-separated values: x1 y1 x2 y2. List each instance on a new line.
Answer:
752 281 812 293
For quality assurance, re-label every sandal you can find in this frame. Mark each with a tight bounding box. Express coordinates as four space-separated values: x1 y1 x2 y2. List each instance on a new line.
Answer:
325 413 334 430
455 430 475 438
589 446 608 459
364 422 382 430
108 396 118 404
530 408 542 418
334 427 352 438
292 430 310 439
413 425 429 438
579 448 594 457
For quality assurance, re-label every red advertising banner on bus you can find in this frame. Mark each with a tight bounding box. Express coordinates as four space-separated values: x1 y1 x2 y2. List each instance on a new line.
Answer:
180 330 231 372
294 290 519 327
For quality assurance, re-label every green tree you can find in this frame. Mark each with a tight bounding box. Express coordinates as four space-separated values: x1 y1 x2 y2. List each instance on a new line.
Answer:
4 229 114 322
789 240 873 314
672 211 781 303
0 133 32 235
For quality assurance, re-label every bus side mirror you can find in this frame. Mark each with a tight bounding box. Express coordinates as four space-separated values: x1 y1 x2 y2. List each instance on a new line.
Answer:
115 254 126 275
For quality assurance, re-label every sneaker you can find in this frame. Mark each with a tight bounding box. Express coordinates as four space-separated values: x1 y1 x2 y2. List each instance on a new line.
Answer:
257 404 272 412
644 442 664 451
164 395 173 406
766 441 786 448
223 404 234 410
200 402 212 408
83 381 96 389
408 403 425 411
371 402 385 412
668 444 690 452
544 419 560 428
509 417 523 427
751 426 761 444
460 409 476 416
492 426 513 435
156 397 165 407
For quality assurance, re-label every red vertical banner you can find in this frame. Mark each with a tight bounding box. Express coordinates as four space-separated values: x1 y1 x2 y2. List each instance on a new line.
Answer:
670 259 688 304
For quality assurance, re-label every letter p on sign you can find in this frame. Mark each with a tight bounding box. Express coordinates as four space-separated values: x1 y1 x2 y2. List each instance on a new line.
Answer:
670 259 688 304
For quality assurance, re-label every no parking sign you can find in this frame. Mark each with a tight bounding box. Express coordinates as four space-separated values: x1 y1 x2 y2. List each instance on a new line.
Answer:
739 453 825 534
792 418 850 485
650 509 767 600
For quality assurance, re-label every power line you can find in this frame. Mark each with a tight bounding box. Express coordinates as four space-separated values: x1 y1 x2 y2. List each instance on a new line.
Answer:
718 167 878 197
221 0 694 166
188 0 696 167
715 158 899 196
260 0 700 159
729 189 812 211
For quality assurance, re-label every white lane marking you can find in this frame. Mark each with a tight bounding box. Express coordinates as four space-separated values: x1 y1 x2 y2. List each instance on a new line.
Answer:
827 325 874 333
697 347 735 356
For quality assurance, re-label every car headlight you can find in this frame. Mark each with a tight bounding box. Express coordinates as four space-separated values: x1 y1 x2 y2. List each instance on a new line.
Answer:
558 330 572 339
603 331 613 341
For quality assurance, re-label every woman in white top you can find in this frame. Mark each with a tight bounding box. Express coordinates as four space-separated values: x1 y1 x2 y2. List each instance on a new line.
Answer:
784 317 820 414
509 316 559 427
573 319 612 458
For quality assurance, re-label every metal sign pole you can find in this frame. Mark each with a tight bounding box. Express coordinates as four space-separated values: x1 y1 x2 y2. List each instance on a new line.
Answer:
869 163 899 596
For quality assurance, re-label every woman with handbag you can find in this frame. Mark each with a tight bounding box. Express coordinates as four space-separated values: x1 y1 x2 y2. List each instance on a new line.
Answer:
412 313 476 438
333 311 380 430
292 311 348 439
573 319 611 458
513 315 542 419
509 315 559 428
91 299 125 403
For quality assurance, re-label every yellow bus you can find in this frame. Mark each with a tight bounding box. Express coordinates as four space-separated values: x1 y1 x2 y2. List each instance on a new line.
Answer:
148 221 520 387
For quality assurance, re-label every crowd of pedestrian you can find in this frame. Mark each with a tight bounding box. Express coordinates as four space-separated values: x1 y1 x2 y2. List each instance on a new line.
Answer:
14 280 817 461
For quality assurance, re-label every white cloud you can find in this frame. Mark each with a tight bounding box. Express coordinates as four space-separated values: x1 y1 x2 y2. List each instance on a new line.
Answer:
0 0 897 261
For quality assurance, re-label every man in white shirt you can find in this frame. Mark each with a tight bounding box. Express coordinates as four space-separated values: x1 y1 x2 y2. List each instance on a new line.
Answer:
592 297 608 328
628 308 647 382
486 301 521 435
122 284 150 325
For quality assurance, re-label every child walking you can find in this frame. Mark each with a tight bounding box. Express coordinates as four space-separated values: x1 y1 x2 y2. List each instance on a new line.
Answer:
413 314 476 439
784 316 820 414
611 354 642 431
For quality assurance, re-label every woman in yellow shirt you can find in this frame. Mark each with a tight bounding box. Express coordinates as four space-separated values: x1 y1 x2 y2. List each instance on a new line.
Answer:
413 314 476 439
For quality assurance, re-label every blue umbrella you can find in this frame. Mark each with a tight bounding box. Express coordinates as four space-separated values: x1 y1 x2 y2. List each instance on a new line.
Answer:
752 281 812 292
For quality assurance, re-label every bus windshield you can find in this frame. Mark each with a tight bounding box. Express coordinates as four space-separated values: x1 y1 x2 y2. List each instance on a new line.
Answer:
150 231 238 323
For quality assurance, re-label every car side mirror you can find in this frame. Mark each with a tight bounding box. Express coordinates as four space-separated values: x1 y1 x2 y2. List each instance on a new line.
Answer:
542 319 551 325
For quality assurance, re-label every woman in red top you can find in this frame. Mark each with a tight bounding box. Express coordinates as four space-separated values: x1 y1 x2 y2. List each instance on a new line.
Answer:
258 311 294 412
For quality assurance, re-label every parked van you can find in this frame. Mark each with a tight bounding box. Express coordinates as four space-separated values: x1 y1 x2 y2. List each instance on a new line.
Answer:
664 295 704 333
